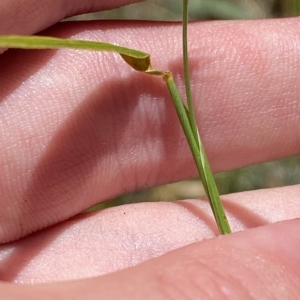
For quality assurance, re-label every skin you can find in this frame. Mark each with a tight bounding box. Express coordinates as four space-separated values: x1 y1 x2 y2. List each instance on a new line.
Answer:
0 0 300 298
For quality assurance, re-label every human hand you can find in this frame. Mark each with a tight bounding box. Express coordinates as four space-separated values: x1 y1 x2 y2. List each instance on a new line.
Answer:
0 0 300 298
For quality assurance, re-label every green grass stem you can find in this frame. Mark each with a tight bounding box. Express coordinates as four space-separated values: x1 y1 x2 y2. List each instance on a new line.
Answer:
179 0 231 234
164 73 231 234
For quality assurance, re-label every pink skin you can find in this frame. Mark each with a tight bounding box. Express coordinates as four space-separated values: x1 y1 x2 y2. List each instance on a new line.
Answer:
0 0 300 298
0 0 143 35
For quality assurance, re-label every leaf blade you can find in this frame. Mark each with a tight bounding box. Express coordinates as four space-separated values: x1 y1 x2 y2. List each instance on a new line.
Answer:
0 35 151 72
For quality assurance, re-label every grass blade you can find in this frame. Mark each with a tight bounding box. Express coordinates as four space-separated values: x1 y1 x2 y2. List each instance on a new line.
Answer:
0 35 151 72
181 0 231 234
183 0 198 142
164 73 231 234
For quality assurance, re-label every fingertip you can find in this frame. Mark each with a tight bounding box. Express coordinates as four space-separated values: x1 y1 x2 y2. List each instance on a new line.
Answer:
95 218 300 299
1 219 300 299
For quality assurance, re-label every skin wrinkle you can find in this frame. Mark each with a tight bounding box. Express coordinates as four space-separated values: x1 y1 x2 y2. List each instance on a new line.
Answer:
0 0 65 35
202 247 269 299
183 259 253 299
159 226 299 300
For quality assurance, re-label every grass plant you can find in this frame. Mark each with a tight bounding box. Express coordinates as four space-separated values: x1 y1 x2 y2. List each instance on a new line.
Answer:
0 0 235 234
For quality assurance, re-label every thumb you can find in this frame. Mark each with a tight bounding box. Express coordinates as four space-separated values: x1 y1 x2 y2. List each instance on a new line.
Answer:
2 219 300 299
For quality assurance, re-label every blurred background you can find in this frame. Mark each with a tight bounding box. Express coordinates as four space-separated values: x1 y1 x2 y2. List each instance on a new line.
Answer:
70 0 300 20
68 0 300 210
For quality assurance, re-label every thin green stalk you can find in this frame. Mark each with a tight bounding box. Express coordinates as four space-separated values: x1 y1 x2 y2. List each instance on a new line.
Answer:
183 0 198 143
180 0 231 234
164 74 231 234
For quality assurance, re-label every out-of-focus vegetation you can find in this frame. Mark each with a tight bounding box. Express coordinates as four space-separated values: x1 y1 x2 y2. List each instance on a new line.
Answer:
88 155 300 212
77 0 300 211
70 0 300 21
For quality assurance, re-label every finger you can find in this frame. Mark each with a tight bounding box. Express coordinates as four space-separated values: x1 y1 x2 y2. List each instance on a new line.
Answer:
0 18 299 242
0 0 142 35
1 218 300 299
1 185 299 283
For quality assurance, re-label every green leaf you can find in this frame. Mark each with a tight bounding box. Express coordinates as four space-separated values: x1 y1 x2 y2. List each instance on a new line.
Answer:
0 35 152 72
